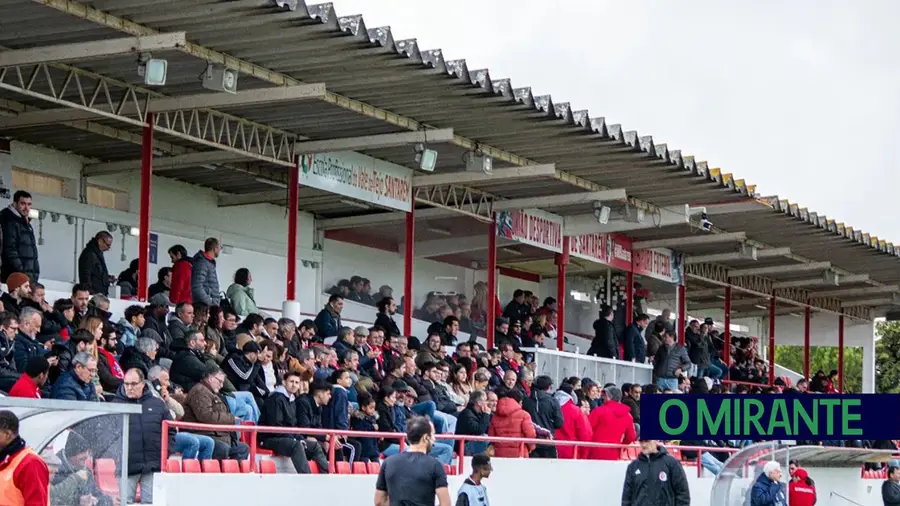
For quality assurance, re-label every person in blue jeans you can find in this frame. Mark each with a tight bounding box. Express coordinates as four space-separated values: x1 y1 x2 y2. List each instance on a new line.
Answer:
171 431 215 459
224 391 260 423
377 385 454 465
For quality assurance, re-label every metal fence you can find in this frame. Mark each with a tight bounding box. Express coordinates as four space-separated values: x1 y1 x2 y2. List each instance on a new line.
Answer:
523 347 654 387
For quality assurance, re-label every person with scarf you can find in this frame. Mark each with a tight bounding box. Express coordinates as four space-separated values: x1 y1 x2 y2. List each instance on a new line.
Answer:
97 327 125 393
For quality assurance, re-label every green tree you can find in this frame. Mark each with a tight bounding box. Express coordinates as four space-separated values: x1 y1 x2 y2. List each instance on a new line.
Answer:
876 321 900 393
774 345 862 393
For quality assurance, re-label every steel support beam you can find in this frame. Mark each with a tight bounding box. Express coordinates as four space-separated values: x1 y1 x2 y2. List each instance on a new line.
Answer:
727 261 831 278
0 62 314 167
412 164 556 187
564 204 689 236
318 208 456 230
295 129 454 154
699 200 771 215
1 81 325 129
414 185 497 223
218 190 286 208
632 232 746 250
814 285 899 298
685 247 791 265
774 273 869 289
0 32 186 67
403 235 512 258
841 294 900 308
491 189 627 211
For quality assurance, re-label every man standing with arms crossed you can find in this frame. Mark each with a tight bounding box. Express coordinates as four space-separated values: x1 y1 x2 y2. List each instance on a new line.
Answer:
0 410 49 506
375 416 450 506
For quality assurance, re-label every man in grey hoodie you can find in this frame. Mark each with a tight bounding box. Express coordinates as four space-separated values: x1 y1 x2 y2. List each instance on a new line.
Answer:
654 331 691 391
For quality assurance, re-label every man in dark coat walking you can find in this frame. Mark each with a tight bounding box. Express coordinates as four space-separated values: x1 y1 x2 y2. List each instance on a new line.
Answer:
78 231 113 295
113 368 175 504
622 440 690 506
0 190 39 283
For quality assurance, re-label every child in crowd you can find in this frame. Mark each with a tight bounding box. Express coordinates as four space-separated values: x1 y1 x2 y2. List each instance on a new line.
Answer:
350 391 381 462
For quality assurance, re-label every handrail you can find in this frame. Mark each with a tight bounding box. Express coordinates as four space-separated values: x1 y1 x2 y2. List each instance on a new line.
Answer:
161 419 737 477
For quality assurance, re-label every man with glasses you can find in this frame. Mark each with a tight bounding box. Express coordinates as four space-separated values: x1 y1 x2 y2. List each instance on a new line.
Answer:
182 366 250 461
77 231 113 296
114 368 174 504
50 352 99 401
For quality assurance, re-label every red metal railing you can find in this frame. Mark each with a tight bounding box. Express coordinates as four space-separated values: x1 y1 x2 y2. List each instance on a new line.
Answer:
161 420 738 477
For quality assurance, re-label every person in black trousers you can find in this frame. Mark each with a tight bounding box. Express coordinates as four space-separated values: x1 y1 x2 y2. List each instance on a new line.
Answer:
258 371 314 473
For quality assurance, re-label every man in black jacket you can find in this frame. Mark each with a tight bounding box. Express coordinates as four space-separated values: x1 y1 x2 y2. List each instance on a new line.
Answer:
224 341 269 404
78 231 113 295
259 371 317 473
623 314 650 363
523 375 564 458
169 331 207 391
455 390 491 455
113 368 175 504
622 441 690 506
0 190 39 284
47 328 94 385
588 306 619 359
295 379 332 472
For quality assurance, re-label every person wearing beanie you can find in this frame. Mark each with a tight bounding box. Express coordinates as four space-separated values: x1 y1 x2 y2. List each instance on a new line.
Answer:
51 431 112 506
224 340 269 405
1 272 31 317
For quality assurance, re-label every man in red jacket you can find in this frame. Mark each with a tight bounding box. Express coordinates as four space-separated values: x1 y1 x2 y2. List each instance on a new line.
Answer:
0 410 50 506
586 385 636 460
8 356 49 399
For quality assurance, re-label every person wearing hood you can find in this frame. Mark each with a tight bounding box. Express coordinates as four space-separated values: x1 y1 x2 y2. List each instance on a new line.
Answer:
622 440 690 506
751 460 787 506
788 467 816 506
50 431 112 506
113 368 175 504
522 374 564 458
77 231 113 296
258 370 316 473
226 268 259 317
884 462 900 506
553 383 592 459
586 385 636 460
487 389 536 458
190 238 222 306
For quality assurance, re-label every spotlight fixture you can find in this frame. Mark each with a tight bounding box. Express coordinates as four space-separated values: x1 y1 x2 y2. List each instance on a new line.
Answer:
202 64 239 94
464 150 492 175
414 143 437 172
592 201 611 225
137 53 167 86
622 203 645 224
699 212 713 232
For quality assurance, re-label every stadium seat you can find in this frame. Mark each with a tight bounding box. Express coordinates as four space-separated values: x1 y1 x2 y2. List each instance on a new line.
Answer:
222 460 241 473
335 461 351 474
308 460 320 474
166 458 182 473
444 465 455 476
202 460 221 473
366 462 381 474
667 448 683 460
352 462 367 474
94 459 118 496
182 459 202 473
239 460 252 473
259 460 277 474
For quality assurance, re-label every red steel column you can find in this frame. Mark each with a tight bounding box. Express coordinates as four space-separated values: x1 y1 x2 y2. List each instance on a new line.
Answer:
803 304 811 380
403 207 415 336
137 113 154 302
723 285 732 376
677 284 686 345
555 237 569 351
286 155 300 301
768 292 776 386
838 314 845 392
486 214 497 350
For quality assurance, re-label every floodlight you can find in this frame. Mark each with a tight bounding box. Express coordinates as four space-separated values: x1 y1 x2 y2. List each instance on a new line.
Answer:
202 65 239 94
592 202 611 225
142 59 168 86
465 151 492 175
415 143 438 172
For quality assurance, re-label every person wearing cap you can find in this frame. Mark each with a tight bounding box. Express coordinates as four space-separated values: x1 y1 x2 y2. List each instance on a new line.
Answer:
0 409 49 506
622 439 690 506
750 460 787 506
50 431 112 506
456 454 492 506
788 467 816 506
1 272 31 317
884 461 900 506
224 340 269 405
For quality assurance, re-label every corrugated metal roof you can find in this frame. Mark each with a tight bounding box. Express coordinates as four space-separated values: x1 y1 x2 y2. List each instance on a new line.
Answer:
0 0 895 320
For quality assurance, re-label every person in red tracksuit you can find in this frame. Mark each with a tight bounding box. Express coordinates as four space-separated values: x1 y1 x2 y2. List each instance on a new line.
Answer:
553 384 592 459
167 244 192 305
8 357 49 399
789 467 817 506
585 385 636 460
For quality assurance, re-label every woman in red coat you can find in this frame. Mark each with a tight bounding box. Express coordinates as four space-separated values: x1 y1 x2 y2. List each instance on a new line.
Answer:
167 245 192 304
488 389 536 457
553 385 592 459
585 386 636 460
789 467 817 506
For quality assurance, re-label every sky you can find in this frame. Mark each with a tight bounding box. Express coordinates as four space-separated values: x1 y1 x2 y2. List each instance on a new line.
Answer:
328 0 900 242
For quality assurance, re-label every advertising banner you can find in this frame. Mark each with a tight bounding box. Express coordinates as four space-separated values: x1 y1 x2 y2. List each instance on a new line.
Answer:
496 208 563 253
299 151 413 212
633 247 685 285
568 232 632 271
